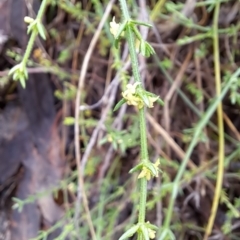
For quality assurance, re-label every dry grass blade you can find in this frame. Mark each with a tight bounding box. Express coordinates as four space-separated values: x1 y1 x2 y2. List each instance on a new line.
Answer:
147 113 196 170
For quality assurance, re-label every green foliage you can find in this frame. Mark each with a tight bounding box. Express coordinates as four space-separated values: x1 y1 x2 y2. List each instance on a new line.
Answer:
8 0 49 88
182 126 208 143
113 1 163 239
161 57 173 70
26 17 46 40
194 43 208 59
55 82 77 100
99 118 140 153
57 48 72 64
224 71 240 105
110 17 155 58
51 0 84 20
5 0 240 239
63 116 98 128
221 191 240 236
85 156 101 176
185 82 203 104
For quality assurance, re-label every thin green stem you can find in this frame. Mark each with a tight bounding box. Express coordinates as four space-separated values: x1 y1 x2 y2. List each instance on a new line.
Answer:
161 67 240 234
204 1 224 238
139 109 149 163
22 0 48 67
125 26 142 83
119 0 130 19
119 0 149 229
37 0 49 19
125 24 148 223
154 54 238 146
138 178 148 223
138 109 149 223
8 0 48 88
22 30 38 68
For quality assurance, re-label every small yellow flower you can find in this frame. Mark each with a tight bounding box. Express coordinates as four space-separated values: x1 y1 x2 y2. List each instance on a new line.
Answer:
107 135 113 142
135 39 141 53
148 228 156 239
125 95 138 105
122 82 140 97
110 17 120 38
153 159 160 174
126 95 144 109
147 96 159 108
138 167 151 180
24 16 34 24
138 159 160 180
122 82 143 109
136 99 144 109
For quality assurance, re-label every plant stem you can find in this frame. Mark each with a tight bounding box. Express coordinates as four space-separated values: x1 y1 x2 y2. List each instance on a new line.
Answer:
22 30 38 68
125 27 142 84
138 109 149 223
119 0 130 19
203 1 224 238
161 67 240 236
37 0 49 19
119 0 149 225
22 0 48 68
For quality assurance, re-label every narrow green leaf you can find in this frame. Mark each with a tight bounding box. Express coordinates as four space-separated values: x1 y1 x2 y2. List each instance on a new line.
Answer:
159 229 168 240
27 21 35 34
129 163 143 173
37 22 46 40
23 67 28 79
118 225 139 240
114 39 120 49
168 230 176 240
13 72 18 81
144 162 157 176
63 117 75 125
114 19 127 48
141 94 150 107
140 40 146 56
130 20 152 28
8 64 21 76
145 222 158 231
140 225 150 240
19 76 26 88
145 91 164 106
145 42 155 57
113 98 127 112
98 137 108 145
156 98 164 106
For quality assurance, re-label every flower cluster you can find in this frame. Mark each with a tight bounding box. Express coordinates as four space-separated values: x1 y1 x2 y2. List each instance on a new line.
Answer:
119 221 158 240
122 82 143 109
129 159 161 181
121 82 159 109
109 17 155 57
110 17 121 38
138 159 160 180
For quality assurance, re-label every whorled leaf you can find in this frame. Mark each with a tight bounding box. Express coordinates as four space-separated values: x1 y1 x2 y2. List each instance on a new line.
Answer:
140 225 150 240
118 224 139 240
37 21 46 40
113 98 127 112
129 163 143 174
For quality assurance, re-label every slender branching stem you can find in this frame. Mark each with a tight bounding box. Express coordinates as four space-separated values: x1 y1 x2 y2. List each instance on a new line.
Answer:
22 0 48 66
203 1 224 238
119 0 149 227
